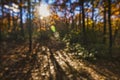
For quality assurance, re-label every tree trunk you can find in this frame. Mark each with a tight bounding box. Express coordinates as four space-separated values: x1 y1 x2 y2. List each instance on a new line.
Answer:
8 13 11 32
70 0 74 30
81 1 85 33
20 0 24 39
86 11 89 29
103 2 107 44
108 0 112 54
81 0 86 44
91 0 94 29
0 0 4 41
79 7 82 30
65 7 68 30
28 0 32 52
71 12 75 30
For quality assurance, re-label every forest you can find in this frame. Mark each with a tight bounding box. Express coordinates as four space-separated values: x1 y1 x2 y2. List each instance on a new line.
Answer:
0 0 120 80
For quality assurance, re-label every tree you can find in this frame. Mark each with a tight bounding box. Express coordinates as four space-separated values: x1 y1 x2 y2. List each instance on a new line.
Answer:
0 0 4 41
19 0 24 39
79 7 82 30
28 0 32 52
91 0 95 29
103 0 107 44
80 0 86 44
108 0 112 54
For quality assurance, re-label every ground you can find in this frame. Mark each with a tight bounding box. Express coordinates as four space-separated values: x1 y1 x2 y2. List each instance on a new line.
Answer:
0 39 120 80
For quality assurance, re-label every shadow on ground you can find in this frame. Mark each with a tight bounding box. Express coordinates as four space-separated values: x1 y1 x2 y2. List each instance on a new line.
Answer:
0 40 120 80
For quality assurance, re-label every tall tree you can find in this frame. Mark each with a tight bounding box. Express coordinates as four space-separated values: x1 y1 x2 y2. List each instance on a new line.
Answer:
0 0 4 41
80 0 86 44
91 0 94 29
7 1 11 33
108 0 112 53
81 0 85 33
103 0 107 44
79 7 82 30
28 0 32 52
20 0 24 39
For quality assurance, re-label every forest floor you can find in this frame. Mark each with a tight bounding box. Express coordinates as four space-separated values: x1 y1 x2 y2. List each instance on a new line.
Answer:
0 38 120 80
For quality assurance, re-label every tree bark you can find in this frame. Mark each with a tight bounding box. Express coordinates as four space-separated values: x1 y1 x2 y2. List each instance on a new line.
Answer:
71 11 75 30
79 8 81 30
20 0 24 39
108 0 112 54
103 2 107 44
0 0 4 41
81 0 86 44
91 0 94 29
81 0 85 33
28 0 32 52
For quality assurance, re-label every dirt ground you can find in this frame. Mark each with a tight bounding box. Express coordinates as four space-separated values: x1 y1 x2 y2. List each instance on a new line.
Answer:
0 40 120 80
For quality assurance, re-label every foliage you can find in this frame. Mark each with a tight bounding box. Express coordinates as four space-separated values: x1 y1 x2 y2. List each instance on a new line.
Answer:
62 29 111 60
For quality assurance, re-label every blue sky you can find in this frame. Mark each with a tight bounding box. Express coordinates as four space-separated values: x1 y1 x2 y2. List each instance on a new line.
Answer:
0 0 101 23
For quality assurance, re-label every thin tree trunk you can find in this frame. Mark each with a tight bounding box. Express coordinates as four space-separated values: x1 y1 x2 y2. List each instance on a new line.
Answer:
12 11 15 33
79 7 82 30
92 0 94 29
8 1 11 32
8 13 11 32
108 0 112 54
103 3 107 44
28 0 32 52
65 7 68 30
69 0 75 30
0 0 4 41
20 0 24 39
86 12 89 29
81 0 86 44
72 12 75 30
81 1 85 33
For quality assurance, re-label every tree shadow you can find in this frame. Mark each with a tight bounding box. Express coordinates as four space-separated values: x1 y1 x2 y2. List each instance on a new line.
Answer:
49 48 95 80
87 60 120 79
55 51 95 80
0 52 39 80
0 42 41 80
2 38 119 80
49 49 69 80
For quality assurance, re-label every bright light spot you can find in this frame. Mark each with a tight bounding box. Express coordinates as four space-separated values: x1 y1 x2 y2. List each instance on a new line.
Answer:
10 10 13 14
48 0 56 4
38 3 50 17
4 5 9 9
40 16 43 19
12 3 19 8
13 8 20 12
4 4 20 13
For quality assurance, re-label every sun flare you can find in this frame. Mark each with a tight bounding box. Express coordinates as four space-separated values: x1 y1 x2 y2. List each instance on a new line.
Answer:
38 3 50 17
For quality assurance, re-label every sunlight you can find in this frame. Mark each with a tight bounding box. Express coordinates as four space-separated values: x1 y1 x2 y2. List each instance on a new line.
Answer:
38 3 50 17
